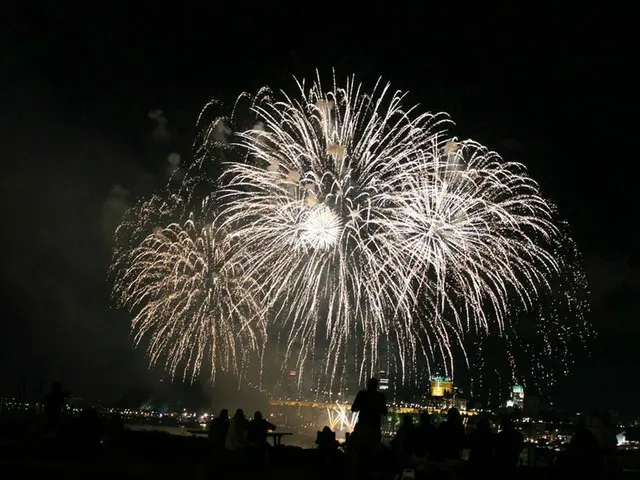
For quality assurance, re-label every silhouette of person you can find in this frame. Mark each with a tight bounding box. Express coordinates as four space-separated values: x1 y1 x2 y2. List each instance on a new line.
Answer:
391 414 417 469
565 416 602 480
587 410 608 449
246 411 276 469
225 409 248 451
587 410 620 477
317 426 339 451
601 412 620 477
247 411 276 447
468 417 496 470
316 426 340 468
434 407 465 460
77 407 101 450
495 417 523 474
209 409 230 451
352 377 388 440
106 413 124 445
351 377 388 475
414 411 436 459
43 382 69 432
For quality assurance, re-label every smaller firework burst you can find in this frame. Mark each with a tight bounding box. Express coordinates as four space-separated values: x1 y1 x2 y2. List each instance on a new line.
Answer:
111 204 266 381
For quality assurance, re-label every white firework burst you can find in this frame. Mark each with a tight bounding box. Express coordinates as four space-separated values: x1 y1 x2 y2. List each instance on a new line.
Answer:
299 204 343 251
112 71 590 391
217 73 450 383
215 71 570 386
383 138 561 374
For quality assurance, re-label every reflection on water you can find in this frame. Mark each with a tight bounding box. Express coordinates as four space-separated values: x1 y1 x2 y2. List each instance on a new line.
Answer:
125 422 317 449
126 423 193 436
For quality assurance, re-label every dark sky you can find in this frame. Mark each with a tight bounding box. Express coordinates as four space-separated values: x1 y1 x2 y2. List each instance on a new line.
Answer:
1 3 636 412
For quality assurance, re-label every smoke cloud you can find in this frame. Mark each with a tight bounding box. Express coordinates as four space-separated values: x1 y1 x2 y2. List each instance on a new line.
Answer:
102 184 130 244
148 109 170 143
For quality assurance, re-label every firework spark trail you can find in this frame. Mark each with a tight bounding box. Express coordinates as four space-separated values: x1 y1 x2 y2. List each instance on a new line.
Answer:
519 229 592 390
113 193 184 258
467 226 592 398
326 403 359 432
111 202 267 381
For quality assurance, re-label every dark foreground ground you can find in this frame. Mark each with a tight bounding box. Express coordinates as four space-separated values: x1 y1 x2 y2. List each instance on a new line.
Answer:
2 430 640 479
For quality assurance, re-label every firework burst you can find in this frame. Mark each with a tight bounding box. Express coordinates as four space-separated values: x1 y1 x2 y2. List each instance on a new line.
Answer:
217 73 452 383
214 72 583 386
111 202 266 381
382 138 564 377
112 71 590 390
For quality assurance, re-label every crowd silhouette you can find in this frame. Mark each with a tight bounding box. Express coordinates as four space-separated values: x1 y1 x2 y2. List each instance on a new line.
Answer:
343 377 620 479
0 380 625 479
212 407 277 470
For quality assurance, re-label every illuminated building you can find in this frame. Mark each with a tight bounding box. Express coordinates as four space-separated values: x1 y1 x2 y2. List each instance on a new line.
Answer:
284 370 299 399
506 385 525 409
420 376 464 411
379 371 390 391
430 376 453 397
512 385 524 409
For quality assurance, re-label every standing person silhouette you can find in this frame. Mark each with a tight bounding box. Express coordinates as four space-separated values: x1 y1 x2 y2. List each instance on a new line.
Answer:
351 377 388 476
209 409 230 452
225 409 249 451
43 382 69 433
495 417 524 475
435 407 466 460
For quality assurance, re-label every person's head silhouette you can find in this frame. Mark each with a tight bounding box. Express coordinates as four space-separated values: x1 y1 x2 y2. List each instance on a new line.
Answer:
402 414 413 427
447 407 461 424
476 417 491 432
500 416 513 431
366 377 379 391
419 411 431 426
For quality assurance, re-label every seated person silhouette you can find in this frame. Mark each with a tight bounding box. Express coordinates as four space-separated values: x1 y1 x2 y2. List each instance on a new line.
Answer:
247 411 276 447
316 426 339 451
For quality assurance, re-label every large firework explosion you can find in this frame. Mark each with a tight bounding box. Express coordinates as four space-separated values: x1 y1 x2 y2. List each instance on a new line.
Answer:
111 71 590 392
217 77 451 383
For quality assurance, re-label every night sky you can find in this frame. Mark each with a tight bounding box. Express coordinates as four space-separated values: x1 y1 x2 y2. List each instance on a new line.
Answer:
1 3 636 412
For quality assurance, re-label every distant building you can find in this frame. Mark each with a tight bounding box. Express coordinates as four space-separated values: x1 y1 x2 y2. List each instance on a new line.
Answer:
430 376 453 397
379 371 390 391
420 376 466 411
285 370 299 399
512 385 524 409
506 384 525 409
